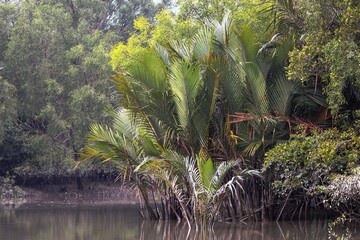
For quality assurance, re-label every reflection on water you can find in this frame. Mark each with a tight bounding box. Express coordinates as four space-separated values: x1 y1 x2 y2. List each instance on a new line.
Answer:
140 220 332 240
0 205 357 240
0 205 141 240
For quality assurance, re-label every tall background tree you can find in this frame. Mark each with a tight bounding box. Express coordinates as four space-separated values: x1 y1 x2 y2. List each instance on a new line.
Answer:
0 0 166 181
269 0 360 121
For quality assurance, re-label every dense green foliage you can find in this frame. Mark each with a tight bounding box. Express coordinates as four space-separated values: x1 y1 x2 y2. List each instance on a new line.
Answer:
264 129 359 194
178 0 271 35
109 10 200 70
264 127 360 219
280 0 360 116
81 9 336 222
0 0 166 180
327 167 360 219
0 0 359 224
1 0 112 178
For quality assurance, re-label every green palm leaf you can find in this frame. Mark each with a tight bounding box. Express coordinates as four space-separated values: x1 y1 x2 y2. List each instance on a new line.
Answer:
169 60 202 129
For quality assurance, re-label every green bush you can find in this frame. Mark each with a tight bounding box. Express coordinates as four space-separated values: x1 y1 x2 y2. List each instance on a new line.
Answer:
326 167 360 218
263 129 360 197
0 124 33 176
0 123 117 184
0 176 26 203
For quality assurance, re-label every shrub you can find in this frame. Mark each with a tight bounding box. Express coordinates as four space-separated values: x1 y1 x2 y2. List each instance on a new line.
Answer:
326 167 360 218
263 129 360 198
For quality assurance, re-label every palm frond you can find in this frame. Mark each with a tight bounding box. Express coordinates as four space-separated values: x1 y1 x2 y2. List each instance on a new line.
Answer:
242 139 264 157
268 74 299 116
168 40 192 61
234 25 260 63
263 0 304 33
197 156 216 189
154 44 170 66
80 123 141 165
127 51 167 94
191 26 213 61
210 160 239 191
211 11 232 53
244 62 270 115
134 157 165 175
185 156 204 198
112 109 136 137
163 150 188 176
221 60 247 113
192 56 222 150
169 60 202 129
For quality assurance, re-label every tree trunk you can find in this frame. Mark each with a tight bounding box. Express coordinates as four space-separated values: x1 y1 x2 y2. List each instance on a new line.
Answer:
138 183 158 220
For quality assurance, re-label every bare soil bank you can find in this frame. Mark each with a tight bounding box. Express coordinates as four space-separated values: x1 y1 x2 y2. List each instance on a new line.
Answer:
1 182 139 208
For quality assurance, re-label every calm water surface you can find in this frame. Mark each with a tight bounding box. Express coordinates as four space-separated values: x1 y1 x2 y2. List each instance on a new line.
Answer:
0 205 358 240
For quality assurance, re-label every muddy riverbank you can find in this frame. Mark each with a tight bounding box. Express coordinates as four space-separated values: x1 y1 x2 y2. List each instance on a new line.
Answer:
0 182 139 208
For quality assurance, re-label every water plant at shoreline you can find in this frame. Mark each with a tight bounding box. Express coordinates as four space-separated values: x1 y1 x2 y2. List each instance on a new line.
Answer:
80 13 329 224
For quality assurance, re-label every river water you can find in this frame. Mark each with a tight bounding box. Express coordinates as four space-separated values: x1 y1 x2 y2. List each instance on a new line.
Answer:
0 205 358 240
